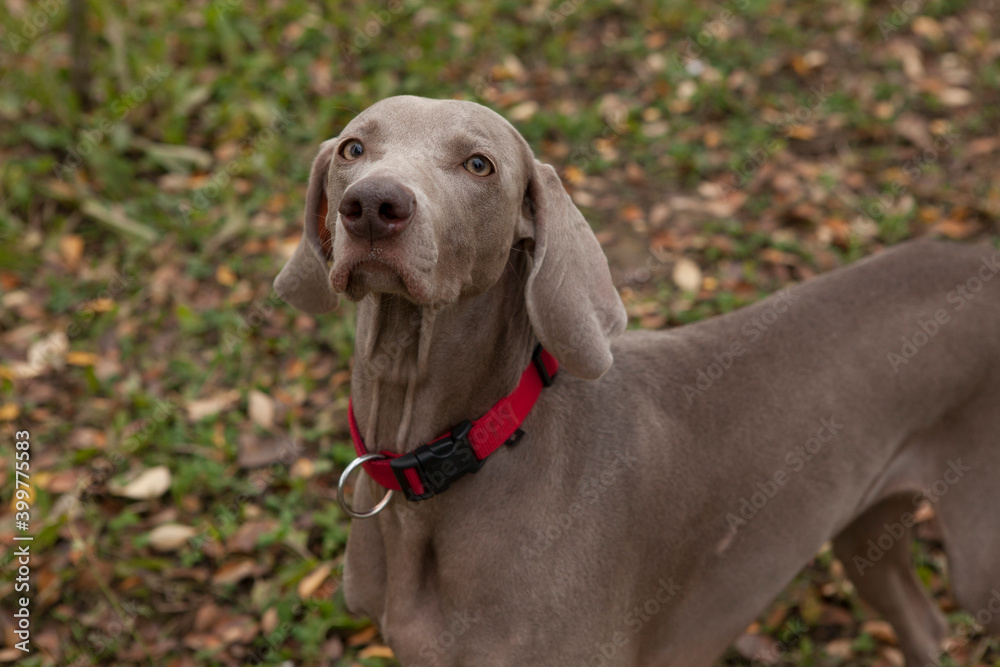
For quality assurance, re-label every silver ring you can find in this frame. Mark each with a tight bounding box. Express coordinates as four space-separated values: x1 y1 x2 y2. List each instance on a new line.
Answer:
337 453 394 519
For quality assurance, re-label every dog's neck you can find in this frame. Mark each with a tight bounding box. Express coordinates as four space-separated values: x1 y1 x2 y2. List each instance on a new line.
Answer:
349 249 534 454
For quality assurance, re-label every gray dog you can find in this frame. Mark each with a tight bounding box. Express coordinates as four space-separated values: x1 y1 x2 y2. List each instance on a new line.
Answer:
274 96 1000 666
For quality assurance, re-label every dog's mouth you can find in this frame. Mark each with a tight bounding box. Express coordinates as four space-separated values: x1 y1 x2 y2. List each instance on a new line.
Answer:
331 247 432 304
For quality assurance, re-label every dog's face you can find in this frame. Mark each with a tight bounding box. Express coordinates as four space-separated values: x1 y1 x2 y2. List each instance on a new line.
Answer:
324 96 534 306
275 95 627 379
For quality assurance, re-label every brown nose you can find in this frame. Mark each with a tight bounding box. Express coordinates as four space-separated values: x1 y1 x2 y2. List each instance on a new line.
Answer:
338 178 415 242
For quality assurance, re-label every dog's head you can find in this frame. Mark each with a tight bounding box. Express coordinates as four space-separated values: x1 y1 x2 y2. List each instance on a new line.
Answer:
274 95 626 378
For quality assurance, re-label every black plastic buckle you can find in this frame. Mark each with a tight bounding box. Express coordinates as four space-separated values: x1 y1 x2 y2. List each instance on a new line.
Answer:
390 420 484 501
532 344 556 388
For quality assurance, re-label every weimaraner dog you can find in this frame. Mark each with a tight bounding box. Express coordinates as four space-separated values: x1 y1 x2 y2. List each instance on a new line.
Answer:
274 95 1000 666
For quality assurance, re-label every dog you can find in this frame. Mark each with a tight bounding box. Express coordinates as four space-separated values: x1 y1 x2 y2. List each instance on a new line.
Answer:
274 95 1000 666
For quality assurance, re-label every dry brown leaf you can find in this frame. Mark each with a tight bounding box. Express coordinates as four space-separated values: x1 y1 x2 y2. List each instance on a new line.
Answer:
932 219 978 239
298 562 335 598
187 389 240 421
672 258 703 292
148 524 198 552
879 646 906 667
59 235 84 272
211 559 257 586
359 645 396 660
508 100 539 122
260 608 279 635
893 113 932 150
938 87 972 107
825 637 854 659
216 264 237 286
227 520 278 553
43 469 80 493
248 390 275 429
215 614 259 644
862 619 898 644
66 351 99 366
786 124 816 140
290 457 315 479
347 625 378 646
110 465 171 500
911 16 944 41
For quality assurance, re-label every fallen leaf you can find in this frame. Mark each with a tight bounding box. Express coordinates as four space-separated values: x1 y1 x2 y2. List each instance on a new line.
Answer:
216 265 237 286
786 124 816 140
508 100 539 122
227 520 278 553
211 559 257 586
359 645 395 660
938 87 972 107
248 390 275 429
0 404 19 421
261 608 279 635
215 614 259 644
148 524 198 552
59 235 84 271
911 16 944 41
110 466 172 500
187 389 240 421
824 637 854 659
672 258 703 292
298 562 335 598
862 619 898 644
348 625 378 646
238 433 300 469
66 351 99 366
290 457 315 479
931 219 978 239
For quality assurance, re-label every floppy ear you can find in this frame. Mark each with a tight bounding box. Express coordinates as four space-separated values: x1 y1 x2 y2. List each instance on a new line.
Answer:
523 161 627 379
273 139 339 314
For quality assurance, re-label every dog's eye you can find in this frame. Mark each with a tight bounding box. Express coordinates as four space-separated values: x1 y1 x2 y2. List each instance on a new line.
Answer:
463 155 493 176
341 140 364 160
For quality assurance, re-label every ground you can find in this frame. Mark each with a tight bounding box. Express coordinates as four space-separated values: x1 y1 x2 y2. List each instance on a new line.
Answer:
1 0 999 665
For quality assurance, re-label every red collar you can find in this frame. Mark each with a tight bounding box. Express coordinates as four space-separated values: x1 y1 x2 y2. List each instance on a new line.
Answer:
348 345 558 501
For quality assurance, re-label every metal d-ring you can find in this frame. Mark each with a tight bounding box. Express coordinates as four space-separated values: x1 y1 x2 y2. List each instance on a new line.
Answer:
337 453 394 519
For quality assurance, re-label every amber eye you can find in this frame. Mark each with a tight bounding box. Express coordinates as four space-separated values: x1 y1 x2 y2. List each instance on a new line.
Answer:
463 155 494 176
341 140 364 160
